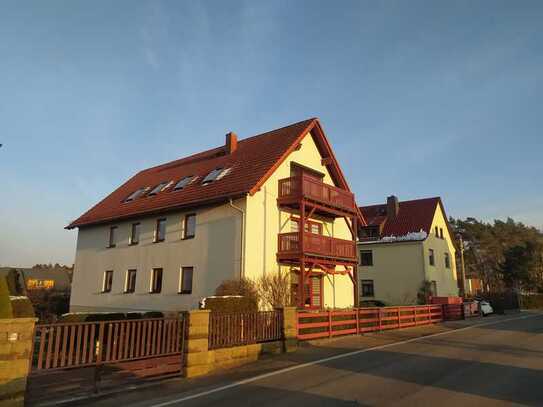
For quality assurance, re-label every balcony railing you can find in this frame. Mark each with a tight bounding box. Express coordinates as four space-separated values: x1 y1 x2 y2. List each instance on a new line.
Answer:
278 232 356 260
278 175 356 212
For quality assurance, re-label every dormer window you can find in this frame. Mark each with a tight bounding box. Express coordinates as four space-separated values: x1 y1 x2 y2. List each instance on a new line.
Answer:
202 168 230 185
148 181 169 196
174 176 195 191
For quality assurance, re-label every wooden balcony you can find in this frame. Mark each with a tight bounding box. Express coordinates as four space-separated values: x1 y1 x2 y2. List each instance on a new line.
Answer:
277 232 357 263
277 175 356 215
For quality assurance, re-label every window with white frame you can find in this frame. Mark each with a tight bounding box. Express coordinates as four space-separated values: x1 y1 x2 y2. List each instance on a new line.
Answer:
150 268 163 293
102 270 113 293
125 269 137 293
179 267 194 294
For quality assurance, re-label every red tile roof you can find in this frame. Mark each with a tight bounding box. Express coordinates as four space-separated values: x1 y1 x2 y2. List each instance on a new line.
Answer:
67 118 355 229
359 197 442 238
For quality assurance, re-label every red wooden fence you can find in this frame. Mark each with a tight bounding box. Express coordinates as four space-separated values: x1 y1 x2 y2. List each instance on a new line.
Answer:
297 305 444 340
209 311 283 350
32 318 184 372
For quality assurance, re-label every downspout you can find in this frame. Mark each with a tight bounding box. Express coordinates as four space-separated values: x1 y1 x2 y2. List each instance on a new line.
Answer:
229 198 245 279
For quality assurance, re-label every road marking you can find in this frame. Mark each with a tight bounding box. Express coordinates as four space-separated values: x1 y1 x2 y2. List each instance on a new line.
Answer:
151 313 542 407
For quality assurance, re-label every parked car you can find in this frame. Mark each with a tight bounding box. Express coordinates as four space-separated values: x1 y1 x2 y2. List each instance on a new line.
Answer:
478 300 494 316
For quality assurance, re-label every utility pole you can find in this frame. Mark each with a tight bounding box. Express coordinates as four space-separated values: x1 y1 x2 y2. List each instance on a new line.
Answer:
458 235 467 298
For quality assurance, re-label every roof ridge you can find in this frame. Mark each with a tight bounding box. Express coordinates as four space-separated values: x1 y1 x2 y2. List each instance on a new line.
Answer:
144 118 317 174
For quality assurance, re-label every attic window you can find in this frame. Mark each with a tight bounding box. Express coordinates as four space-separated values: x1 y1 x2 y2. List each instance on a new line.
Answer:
174 176 195 191
216 167 232 180
148 181 170 196
124 187 147 202
202 168 223 185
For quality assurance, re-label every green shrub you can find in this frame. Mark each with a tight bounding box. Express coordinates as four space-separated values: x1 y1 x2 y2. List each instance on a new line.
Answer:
203 296 258 313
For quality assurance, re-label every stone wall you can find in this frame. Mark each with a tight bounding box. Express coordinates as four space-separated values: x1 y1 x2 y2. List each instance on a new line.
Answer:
183 307 297 378
0 318 37 407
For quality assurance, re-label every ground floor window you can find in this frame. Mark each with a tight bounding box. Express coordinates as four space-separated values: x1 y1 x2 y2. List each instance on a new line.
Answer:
124 269 136 293
150 268 163 293
179 266 193 294
361 279 374 297
102 270 113 293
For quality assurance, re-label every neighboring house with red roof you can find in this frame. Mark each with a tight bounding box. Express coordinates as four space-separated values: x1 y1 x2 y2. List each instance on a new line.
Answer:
358 196 458 305
68 118 361 312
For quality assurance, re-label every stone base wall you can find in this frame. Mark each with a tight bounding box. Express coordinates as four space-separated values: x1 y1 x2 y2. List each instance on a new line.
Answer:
0 318 37 407
184 307 297 378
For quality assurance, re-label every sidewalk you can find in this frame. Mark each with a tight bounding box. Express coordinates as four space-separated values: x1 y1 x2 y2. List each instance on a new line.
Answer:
46 313 521 407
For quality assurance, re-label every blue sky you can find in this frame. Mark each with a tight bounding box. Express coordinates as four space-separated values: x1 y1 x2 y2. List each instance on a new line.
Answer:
1 0 542 267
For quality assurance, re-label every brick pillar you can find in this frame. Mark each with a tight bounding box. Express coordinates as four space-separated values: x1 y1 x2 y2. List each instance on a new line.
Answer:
183 310 214 378
280 306 298 352
0 317 37 407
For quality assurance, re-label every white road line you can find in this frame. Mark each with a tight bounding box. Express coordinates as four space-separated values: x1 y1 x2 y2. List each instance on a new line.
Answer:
150 313 542 407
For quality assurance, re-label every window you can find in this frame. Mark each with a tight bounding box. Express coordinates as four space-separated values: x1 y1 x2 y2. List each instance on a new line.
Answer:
360 250 373 266
435 226 439 237
129 223 141 245
183 214 196 239
148 181 169 196
179 267 194 294
215 167 232 180
174 176 195 191
444 252 450 269
108 226 117 248
125 269 137 293
202 168 223 185
430 280 438 296
361 280 375 297
360 226 379 240
290 218 322 235
154 218 166 242
429 249 435 266
102 270 113 293
124 187 147 202
150 268 163 293
440 228 444 239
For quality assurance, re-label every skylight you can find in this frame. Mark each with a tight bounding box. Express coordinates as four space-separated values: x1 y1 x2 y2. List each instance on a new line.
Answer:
202 168 223 185
202 168 232 185
216 167 232 180
148 181 169 196
124 187 147 202
174 176 194 191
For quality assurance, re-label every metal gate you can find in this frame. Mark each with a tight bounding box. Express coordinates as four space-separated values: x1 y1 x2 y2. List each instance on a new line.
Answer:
27 317 185 405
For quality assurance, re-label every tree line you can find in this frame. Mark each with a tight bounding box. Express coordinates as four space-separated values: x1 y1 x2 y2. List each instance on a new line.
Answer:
450 217 543 293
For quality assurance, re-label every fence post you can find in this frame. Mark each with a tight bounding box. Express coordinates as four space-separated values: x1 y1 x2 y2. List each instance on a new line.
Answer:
328 310 332 338
183 310 212 378
397 307 401 329
279 307 298 352
378 308 382 331
356 308 360 334
413 307 417 326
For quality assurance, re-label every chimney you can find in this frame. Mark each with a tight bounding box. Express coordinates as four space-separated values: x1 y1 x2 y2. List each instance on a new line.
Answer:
225 132 238 154
387 195 399 219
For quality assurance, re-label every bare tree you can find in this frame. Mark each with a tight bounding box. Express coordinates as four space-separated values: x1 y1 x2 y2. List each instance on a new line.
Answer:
257 271 291 309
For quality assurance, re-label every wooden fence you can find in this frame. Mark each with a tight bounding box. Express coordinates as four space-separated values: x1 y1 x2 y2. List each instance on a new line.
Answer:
297 305 443 340
32 317 185 372
208 311 283 350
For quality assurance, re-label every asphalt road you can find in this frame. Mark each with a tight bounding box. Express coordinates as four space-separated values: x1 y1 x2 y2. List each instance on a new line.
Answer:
77 312 543 407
